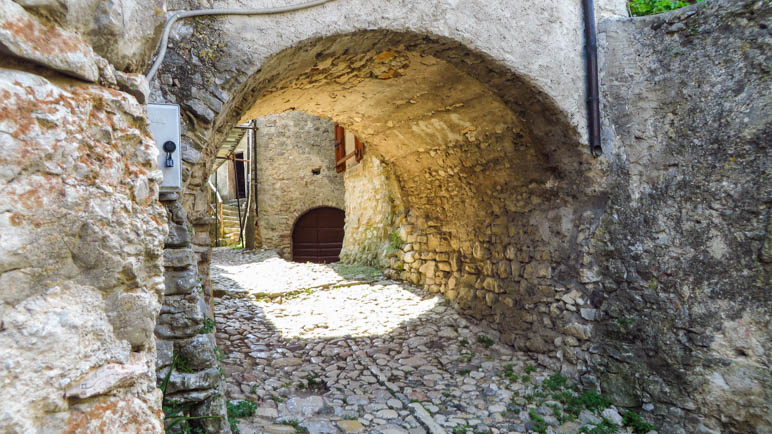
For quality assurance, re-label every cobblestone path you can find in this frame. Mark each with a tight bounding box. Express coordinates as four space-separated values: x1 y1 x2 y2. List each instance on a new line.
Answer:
211 249 621 434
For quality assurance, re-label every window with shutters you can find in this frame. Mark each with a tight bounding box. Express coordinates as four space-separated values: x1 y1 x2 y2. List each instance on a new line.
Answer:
334 124 346 173
334 124 365 173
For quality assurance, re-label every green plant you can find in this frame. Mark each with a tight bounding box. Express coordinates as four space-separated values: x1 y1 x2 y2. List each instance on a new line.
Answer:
616 318 634 330
458 369 472 376
214 346 226 362
502 363 519 383
459 338 470 347
200 317 216 334
389 231 404 250
460 351 475 363
543 373 568 391
580 418 619 434
452 426 472 434
477 334 494 348
577 390 612 412
524 364 537 373
529 409 548 434
227 400 257 434
622 410 656 434
172 353 195 374
161 354 221 432
628 0 703 16
280 419 308 433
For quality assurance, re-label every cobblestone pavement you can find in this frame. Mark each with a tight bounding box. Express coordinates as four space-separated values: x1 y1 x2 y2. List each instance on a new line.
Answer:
212 249 637 434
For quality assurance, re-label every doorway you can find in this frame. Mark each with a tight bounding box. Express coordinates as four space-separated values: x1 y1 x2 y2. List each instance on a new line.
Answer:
292 207 345 263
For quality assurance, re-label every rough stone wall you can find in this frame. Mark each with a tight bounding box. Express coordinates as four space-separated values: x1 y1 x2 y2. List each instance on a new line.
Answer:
341 154 404 267
254 111 344 258
595 1 770 432
156 194 230 433
0 0 167 430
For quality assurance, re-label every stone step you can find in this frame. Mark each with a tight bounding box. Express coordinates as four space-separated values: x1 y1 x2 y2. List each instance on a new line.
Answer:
222 208 241 217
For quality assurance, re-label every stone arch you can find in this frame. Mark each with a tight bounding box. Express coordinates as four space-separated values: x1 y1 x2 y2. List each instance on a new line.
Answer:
154 26 607 369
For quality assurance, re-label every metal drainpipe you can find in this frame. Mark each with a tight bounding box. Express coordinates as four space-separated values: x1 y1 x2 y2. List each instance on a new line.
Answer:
583 0 603 157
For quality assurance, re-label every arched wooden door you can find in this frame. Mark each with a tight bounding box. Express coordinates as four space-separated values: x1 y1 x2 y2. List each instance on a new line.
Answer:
292 207 345 263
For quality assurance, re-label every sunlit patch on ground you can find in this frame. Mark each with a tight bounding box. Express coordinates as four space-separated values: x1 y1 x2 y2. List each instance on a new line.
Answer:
257 282 441 339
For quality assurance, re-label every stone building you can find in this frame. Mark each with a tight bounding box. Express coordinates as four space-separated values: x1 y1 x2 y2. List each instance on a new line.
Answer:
0 0 769 433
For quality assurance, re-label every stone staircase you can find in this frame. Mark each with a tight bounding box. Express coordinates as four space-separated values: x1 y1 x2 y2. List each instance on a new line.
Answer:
217 199 247 246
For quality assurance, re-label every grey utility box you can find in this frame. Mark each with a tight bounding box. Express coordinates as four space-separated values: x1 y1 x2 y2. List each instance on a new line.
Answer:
147 104 182 193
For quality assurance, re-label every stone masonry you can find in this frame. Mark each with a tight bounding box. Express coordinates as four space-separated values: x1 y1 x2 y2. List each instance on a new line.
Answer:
156 194 229 432
254 111 344 259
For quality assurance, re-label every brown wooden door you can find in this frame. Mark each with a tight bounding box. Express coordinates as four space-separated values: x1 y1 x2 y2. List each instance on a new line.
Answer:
292 207 345 263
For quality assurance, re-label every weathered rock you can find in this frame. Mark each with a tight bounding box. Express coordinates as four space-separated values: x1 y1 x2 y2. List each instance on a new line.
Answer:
65 355 148 399
338 419 366 433
106 289 160 349
163 266 199 295
17 0 166 72
159 367 220 394
0 67 165 432
0 0 100 81
164 248 195 268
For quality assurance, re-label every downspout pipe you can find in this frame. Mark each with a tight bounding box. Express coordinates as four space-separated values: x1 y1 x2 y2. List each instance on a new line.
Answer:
146 0 335 81
583 0 603 157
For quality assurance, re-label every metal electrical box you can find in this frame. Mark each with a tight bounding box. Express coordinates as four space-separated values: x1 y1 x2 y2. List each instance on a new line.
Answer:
147 104 182 192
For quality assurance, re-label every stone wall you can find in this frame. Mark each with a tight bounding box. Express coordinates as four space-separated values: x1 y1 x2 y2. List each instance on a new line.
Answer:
0 1 167 431
156 194 229 432
341 154 404 267
592 1 771 432
254 111 344 258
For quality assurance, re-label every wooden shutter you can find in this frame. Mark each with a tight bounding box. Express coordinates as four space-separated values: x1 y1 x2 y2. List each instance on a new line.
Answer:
334 124 346 173
354 136 364 162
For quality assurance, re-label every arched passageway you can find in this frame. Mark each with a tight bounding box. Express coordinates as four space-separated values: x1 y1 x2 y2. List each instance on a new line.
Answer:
162 27 603 379
292 207 345 263
151 23 612 433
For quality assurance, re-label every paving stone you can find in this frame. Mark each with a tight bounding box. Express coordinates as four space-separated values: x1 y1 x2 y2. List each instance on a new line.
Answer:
338 420 367 433
212 248 558 433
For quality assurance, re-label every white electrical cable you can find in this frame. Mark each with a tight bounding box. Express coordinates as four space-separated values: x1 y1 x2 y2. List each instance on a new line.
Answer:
146 0 335 81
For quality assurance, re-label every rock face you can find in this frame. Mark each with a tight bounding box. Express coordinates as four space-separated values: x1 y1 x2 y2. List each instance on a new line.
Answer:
14 0 167 73
595 1 771 432
0 1 173 431
254 111 345 258
0 67 166 431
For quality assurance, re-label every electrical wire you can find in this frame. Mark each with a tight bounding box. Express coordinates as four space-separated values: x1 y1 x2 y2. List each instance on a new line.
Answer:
146 0 335 81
